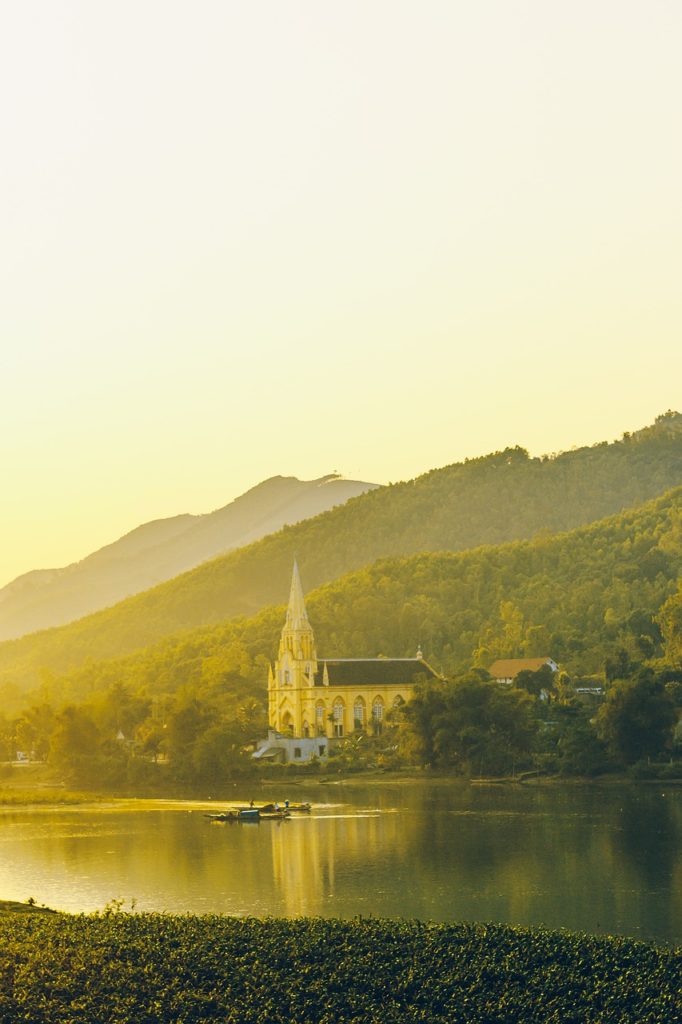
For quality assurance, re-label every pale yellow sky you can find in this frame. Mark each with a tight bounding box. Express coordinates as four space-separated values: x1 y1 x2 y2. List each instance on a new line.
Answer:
1 1 681 587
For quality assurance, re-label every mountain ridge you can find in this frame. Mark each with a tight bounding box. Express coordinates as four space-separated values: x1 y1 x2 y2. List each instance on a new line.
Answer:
16 482 682 716
1 413 681 700
0 474 378 640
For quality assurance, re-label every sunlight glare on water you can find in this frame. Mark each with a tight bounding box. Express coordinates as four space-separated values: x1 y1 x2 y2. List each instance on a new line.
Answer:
1 783 680 943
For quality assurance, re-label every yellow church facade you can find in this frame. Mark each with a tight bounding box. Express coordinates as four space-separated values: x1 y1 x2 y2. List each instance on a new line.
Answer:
257 563 440 763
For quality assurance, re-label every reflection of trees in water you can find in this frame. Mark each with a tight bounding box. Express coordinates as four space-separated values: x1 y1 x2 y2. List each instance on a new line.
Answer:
271 786 608 923
127 788 674 941
615 789 680 883
10 787 682 937
599 789 682 942
299 784 682 938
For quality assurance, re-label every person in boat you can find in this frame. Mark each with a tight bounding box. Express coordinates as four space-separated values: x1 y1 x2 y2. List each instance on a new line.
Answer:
249 799 255 808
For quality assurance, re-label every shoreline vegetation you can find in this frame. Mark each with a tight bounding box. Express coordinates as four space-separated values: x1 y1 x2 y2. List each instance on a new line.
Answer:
0 913 678 1023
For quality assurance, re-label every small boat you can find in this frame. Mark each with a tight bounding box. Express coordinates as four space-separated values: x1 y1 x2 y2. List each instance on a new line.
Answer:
238 808 261 821
233 801 312 814
205 807 290 823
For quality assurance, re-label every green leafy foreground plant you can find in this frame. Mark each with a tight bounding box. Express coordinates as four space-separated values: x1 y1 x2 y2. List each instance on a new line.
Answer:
0 914 679 1023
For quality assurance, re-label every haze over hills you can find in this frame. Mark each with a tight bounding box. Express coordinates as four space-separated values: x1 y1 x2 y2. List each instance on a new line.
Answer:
1 412 681 702
0 474 378 641
11 482 682 716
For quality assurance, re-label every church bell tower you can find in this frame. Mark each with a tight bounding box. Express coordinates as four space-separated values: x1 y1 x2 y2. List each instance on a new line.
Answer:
268 561 318 735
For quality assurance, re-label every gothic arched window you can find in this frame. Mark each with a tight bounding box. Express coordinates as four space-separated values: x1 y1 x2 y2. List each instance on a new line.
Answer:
353 698 366 732
332 699 345 738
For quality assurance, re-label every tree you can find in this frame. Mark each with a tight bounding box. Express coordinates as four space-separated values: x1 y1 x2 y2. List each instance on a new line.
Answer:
403 680 448 766
595 670 677 765
658 584 682 668
91 684 149 740
191 722 253 782
557 716 611 776
164 697 212 780
14 703 55 761
514 664 556 699
405 672 536 775
604 648 637 684
49 705 102 783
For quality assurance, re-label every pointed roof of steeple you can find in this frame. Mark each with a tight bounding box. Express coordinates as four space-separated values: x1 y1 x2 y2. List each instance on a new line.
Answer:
286 559 309 630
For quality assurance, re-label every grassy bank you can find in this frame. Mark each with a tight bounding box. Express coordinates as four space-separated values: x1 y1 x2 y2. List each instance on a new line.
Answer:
0 914 679 1023
0 787 101 806
0 900 55 915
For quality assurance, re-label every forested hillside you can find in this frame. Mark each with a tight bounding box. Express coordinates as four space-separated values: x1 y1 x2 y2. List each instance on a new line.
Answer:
0 474 377 640
1 412 681 700
9 483 682 717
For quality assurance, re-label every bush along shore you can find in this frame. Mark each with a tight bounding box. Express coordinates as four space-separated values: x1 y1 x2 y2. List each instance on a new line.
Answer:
0 913 679 1023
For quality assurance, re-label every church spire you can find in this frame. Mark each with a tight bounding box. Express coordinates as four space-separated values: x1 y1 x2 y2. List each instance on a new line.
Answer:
279 560 316 664
286 559 309 631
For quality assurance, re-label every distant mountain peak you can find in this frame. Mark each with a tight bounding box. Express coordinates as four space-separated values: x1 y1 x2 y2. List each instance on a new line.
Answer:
0 474 378 640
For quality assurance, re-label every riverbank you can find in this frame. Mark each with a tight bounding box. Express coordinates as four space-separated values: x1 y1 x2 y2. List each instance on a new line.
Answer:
0 899 55 914
0 913 678 1023
1 762 679 805
296 767 682 787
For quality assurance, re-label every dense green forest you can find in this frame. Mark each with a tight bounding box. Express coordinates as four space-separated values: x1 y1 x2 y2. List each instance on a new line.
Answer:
1 484 681 786
1 412 682 696
9 481 682 711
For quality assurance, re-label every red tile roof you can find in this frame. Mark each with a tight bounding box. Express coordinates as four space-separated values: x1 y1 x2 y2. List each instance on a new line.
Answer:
488 658 555 679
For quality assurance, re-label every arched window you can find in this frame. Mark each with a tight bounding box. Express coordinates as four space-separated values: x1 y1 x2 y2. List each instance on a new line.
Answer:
302 720 309 738
372 698 384 735
284 669 290 685
281 711 294 736
353 697 366 732
315 702 326 737
332 699 345 738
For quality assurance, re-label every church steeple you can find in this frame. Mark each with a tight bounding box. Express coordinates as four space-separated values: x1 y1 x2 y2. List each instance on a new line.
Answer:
278 561 316 664
286 559 309 631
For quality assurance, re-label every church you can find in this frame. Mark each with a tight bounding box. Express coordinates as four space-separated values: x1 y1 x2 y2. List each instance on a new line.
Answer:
253 562 441 764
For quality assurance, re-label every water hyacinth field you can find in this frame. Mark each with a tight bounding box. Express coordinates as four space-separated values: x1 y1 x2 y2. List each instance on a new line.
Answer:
0 913 680 1024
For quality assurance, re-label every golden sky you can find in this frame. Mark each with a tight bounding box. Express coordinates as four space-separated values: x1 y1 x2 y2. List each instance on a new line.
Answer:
1 1 681 587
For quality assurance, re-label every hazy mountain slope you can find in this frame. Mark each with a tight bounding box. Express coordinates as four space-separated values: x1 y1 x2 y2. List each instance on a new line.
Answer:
1 413 681 698
21 483 682 715
0 475 378 640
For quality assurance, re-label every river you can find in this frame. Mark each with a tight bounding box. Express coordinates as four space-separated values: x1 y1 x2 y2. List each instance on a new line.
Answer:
1 781 680 944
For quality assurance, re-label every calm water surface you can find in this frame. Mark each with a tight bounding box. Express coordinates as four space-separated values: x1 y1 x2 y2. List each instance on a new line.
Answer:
1 782 680 944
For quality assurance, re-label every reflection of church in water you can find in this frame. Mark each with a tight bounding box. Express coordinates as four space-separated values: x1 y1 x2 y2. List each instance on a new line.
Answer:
253 562 440 764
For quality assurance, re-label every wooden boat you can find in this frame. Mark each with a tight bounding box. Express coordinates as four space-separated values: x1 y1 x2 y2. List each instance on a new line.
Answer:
205 811 240 823
205 807 290 823
236 802 312 814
